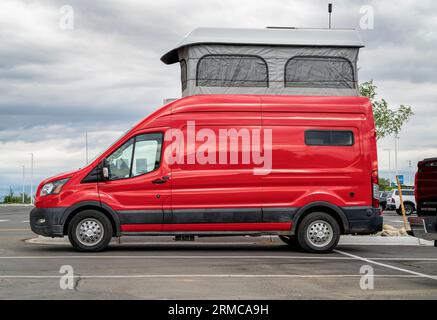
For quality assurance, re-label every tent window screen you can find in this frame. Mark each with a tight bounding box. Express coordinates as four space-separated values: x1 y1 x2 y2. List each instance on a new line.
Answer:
285 56 355 88
180 60 187 91
196 55 268 87
305 130 354 146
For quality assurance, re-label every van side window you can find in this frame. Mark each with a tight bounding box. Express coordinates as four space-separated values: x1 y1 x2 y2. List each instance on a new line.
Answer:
196 54 268 87
106 133 163 180
305 130 354 146
285 56 355 89
131 133 163 177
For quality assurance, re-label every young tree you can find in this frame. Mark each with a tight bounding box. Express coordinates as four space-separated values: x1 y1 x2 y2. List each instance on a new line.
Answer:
2 187 31 204
359 80 414 140
378 177 391 191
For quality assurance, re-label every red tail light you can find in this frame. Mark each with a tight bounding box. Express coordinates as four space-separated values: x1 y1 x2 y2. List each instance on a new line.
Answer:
371 170 380 209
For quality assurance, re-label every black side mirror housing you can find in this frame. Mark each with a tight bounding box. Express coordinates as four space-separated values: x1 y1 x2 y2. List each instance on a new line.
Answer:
80 159 109 184
101 159 109 180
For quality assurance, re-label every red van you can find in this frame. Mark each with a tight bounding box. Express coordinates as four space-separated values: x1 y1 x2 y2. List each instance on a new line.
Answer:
30 94 382 253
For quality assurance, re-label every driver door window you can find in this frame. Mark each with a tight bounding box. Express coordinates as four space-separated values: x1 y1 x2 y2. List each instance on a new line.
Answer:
106 133 163 180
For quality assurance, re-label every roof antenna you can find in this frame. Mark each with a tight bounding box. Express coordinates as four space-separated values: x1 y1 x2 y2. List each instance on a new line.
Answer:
328 3 333 29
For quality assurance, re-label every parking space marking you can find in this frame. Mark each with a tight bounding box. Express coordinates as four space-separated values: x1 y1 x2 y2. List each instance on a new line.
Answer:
334 249 437 281
0 274 426 279
0 220 9 222
0 255 356 260
0 254 436 261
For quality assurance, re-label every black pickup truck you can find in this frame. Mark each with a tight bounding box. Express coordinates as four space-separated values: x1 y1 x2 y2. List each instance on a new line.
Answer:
408 157 437 246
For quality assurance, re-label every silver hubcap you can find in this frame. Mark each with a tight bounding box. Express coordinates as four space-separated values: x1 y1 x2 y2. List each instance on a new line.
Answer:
76 218 104 246
306 220 333 247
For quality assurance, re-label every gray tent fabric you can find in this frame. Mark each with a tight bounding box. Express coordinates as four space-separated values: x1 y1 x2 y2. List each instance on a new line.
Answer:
180 59 187 91
161 28 363 97
177 44 360 96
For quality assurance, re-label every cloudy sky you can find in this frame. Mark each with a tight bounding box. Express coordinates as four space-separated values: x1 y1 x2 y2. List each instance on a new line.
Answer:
0 0 436 197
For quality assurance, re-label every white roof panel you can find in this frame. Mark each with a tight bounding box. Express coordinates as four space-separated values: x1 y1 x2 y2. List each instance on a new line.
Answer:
161 27 364 64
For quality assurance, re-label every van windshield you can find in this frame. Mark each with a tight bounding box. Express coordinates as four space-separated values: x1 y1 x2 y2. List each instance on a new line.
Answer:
87 128 134 165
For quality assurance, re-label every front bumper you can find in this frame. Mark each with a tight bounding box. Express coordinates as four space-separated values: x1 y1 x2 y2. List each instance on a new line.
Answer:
386 204 396 210
408 216 437 241
29 207 67 237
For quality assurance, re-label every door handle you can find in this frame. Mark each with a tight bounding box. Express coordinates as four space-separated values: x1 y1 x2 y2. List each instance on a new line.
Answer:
152 176 169 184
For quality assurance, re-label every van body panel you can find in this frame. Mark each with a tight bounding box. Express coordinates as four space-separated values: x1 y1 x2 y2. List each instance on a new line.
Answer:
31 94 382 240
168 106 263 230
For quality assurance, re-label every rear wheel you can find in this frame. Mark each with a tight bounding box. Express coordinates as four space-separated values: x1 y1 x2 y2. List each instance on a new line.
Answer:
396 203 414 216
403 203 414 216
296 212 340 253
68 210 112 252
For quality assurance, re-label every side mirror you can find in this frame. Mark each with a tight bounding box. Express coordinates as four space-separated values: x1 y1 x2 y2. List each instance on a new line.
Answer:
102 167 109 180
100 159 109 180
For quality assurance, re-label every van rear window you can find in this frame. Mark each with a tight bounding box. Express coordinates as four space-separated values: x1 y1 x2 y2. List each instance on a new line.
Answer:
305 130 354 146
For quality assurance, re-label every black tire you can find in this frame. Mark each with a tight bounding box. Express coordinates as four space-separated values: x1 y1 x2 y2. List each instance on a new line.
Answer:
296 212 340 253
67 210 112 252
396 208 402 215
403 203 414 216
278 235 299 247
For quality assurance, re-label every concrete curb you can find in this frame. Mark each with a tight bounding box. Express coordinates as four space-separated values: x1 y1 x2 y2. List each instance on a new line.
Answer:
25 235 434 246
339 235 433 246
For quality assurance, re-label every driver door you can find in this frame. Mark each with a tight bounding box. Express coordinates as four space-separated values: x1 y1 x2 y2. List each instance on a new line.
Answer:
98 130 171 232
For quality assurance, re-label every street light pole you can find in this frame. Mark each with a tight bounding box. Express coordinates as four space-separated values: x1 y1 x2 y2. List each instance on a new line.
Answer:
394 135 399 178
383 148 391 183
85 131 89 165
328 3 333 29
22 165 25 204
29 153 34 205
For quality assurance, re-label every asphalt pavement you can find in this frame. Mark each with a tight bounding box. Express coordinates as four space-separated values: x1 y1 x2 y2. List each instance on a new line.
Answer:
0 205 436 299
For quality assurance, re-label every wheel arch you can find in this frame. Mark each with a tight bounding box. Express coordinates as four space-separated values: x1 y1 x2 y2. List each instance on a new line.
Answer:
403 201 416 209
61 201 121 236
291 201 349 235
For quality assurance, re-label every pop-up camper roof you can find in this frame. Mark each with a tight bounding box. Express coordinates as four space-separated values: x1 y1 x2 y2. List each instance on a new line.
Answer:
161 27 364 97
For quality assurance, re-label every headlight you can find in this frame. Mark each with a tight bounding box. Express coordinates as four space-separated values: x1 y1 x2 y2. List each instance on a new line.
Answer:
40 178 69 196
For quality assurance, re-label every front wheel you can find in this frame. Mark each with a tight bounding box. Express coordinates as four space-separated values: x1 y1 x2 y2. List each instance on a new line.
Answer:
68 210 112 252
296 212 340 253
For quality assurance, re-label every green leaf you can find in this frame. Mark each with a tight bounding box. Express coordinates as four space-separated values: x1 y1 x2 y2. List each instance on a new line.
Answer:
359 80 413 140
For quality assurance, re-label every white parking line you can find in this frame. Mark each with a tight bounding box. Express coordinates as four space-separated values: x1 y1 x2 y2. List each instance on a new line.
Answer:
0 255 436 261
0 220 9 222
22 220 29 223
0 274 426 279
0 255 355 260
334 249 437 281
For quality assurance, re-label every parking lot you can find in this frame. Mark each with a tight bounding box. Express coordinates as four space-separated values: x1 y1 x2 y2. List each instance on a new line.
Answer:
0 205 436 299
